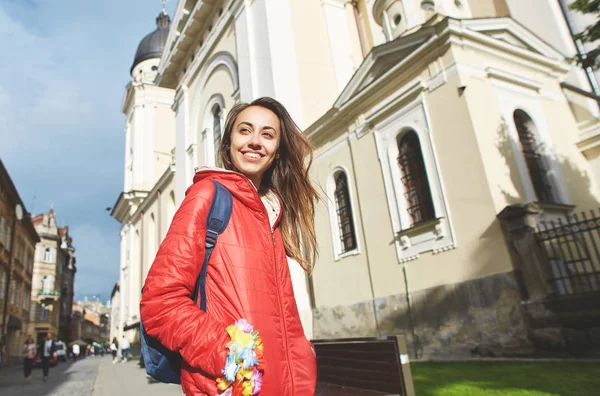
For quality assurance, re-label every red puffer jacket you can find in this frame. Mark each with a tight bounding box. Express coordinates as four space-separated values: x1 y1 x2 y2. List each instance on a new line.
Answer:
140 169 316 396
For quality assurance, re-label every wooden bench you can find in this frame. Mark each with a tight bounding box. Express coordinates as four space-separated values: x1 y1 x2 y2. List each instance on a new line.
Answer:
313 335 415 396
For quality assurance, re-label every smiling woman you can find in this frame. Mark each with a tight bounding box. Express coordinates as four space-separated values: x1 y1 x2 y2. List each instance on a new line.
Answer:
141 97 320 396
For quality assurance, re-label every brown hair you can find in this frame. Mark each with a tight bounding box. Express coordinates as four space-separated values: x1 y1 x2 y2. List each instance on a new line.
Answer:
219 97 319 272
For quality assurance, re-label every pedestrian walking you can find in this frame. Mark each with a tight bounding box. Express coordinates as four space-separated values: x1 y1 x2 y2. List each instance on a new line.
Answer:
110 338 119 364
22 336 36 381
72 343 80 360
120 336 130 362
141 97 319 395
38 332 57 381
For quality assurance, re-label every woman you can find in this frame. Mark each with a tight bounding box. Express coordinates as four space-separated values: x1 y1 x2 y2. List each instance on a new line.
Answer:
23 336 37 381
141 97 319 396
110 337 119 364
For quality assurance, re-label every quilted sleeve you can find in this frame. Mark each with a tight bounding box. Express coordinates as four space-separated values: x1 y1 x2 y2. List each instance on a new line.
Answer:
140 180 229 378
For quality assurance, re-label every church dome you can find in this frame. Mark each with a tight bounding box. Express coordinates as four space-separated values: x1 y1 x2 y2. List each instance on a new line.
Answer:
130 11 171 74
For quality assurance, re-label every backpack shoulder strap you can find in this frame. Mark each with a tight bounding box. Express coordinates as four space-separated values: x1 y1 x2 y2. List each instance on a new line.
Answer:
193 180 233 311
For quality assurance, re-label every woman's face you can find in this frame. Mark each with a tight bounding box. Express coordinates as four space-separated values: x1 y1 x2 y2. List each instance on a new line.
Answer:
229 106 281 188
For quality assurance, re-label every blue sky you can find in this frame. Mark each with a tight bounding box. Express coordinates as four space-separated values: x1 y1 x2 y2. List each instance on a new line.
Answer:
0 0 177 303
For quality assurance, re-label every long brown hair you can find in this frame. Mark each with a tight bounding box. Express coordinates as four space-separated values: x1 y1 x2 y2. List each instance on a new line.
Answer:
219 97 319 272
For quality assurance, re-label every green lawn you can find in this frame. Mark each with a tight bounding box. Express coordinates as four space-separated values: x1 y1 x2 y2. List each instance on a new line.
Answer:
411 361 600 396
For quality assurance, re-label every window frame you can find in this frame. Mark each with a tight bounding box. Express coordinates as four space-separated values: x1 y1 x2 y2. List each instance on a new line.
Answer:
327 166 361 260
374 99 455 263
397 130 436 225
202 94 226 167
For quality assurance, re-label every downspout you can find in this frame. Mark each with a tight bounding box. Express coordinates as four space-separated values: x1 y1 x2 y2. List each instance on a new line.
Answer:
349 0 369 58
402 264 419 358
347 134 381 335
139 211 144 299
557 0 600 95
157 190 162 248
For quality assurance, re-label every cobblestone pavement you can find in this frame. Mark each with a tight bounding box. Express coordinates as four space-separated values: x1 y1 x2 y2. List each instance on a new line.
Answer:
0 356 101 396
92 356 183 396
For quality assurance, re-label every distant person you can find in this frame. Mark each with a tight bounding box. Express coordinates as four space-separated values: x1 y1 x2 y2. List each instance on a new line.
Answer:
110 337 119 364
22 336 36 381
38 332 57 381
120 336 130 362
72 343 80 360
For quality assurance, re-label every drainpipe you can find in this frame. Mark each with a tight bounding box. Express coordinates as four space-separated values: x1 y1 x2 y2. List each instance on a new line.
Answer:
157 190 162 247
348 0 369 58
402 264 419 358
139 211 144 298
557 0 599 94
347 134 381 335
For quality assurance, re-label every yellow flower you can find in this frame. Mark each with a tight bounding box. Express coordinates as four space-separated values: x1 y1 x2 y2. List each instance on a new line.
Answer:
241 380 253 396
216 377 232 391
227 325 255 349
236 367 254 381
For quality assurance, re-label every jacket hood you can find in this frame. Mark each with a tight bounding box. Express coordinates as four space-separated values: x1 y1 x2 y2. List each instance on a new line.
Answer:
190 167 269 216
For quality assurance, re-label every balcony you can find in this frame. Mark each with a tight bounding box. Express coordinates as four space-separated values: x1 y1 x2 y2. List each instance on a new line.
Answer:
36 289 61 303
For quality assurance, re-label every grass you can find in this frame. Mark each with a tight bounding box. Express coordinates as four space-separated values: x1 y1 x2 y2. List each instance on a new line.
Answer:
411 361 600 396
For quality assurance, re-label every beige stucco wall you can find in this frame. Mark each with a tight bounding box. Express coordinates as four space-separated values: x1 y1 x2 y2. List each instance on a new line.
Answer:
185 23 238 168
289 0 340 127
153 103 176 182
467 0 509 18
453 38 600 212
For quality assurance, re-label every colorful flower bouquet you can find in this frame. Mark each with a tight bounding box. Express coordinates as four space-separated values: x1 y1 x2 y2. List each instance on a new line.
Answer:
217 319 265 396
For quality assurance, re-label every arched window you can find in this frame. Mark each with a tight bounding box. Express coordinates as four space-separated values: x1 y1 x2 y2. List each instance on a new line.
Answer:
334 171 357 253
513 110 555 204
212 104 223 164
397 131 435 224
44 247 51 263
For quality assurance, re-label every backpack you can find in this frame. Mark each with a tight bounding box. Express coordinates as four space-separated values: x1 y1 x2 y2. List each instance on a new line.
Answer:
140 180 233 384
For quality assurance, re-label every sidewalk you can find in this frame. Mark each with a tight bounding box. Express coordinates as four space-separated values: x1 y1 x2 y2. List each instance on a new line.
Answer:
0 357 100 396
92 357 183 396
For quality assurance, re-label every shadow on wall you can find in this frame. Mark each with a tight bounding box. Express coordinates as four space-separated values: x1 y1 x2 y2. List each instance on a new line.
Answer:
495 117 600 211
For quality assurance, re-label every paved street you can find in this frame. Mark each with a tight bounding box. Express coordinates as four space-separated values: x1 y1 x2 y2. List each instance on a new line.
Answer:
93 356 183 396
0 355 184 396
0 357 100 396
0 355 381 395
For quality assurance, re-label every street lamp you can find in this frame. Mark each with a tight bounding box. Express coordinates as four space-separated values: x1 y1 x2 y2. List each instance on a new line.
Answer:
1 203 23 365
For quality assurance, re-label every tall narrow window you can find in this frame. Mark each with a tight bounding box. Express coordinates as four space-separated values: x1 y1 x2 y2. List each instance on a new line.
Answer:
513 110 555 204
0 216 5 245
42 275 52 293
0 272 6 298
213 104 222 164
397 131 435 224
44 247 51 263
40 305 48 321
334 171 357 253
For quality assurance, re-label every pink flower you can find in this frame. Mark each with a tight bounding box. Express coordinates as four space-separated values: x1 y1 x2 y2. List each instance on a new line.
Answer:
251 367 263 395
220 388 233 396
234 319 254 334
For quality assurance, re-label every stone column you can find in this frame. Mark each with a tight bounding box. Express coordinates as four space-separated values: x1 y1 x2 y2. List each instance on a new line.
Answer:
497 203 551 300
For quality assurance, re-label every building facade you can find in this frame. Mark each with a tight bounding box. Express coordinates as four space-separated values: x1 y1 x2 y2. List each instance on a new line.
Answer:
58 226 76 343
109 282 119 342
111 8 177 344
28 210 73 343
114 0 600 358
0 159 39 367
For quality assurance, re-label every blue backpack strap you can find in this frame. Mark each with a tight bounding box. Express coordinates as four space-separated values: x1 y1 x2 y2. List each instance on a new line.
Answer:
193 180 232 311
